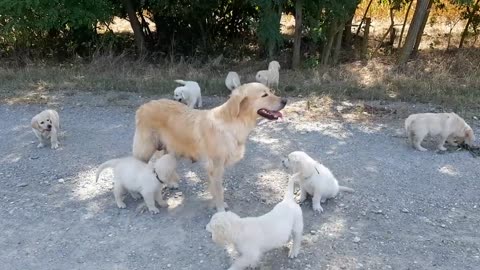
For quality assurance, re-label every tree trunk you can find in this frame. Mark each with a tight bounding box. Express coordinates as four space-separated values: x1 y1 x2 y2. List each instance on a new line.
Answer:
122 0 147 54
292 0 303 69
398 0 413 48
459 0 480 48
322 21 338 65
332 21 345 65
361 18 371 60
397 0 431 65
412 0 433 56
356 0 374 36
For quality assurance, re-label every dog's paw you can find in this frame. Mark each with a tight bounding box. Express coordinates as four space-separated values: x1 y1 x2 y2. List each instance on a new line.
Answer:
288 249 299 258
168 182 179 189
416 146 427 151
37 143 45 148
438 146 447 151
158 200 169 208
51 143 59 149
313 205 324 213
117 202 127 209
149 207 160 214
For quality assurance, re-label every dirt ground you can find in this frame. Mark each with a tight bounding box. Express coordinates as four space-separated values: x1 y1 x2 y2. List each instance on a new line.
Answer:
1 91 479 270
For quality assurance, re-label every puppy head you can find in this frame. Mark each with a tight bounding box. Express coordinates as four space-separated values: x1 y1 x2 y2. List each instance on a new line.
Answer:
229 82 287 121
173 87 186 103
269 61 280 71
282 151 316 178
206 211 240 245
148 150 166 165
464 127 475 145
31 112 53 132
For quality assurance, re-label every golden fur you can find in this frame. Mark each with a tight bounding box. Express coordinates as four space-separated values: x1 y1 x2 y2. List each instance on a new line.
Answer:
132 82 287 211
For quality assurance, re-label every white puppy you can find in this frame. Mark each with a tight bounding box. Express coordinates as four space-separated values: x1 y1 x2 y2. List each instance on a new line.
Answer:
31 109 60 149
405 112 475 151
173 79 202 108
255 60 280 89
282 151 354 213
206 177 303 270
96 156 168 214
225 71 241 91
148 150 180 188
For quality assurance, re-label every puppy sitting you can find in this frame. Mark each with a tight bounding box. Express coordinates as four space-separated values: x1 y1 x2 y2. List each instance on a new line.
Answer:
225 71 241 91
148 150 180 188
96 157 168 214
173 79 202 108
255 61 280 89
282 151 354 213
206 177 303 270
31 109 60 149
405 112 475 151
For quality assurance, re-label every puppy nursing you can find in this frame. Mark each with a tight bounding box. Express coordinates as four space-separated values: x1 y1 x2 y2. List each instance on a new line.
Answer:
96 156 168 214
173 80 203 108
405 112 475 151
206 177 303 270
283 151 354 213
31 109 60 149
256 60 280 89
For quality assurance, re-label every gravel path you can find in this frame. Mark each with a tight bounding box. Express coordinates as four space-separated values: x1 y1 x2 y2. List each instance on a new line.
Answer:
1 92 479 270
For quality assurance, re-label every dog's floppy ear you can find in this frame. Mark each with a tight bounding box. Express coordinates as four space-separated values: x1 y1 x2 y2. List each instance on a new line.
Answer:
224 89 247 118
31 117 40 130
181 92 186 100
207 212 238 244
465 128 475 145
299 159 316 178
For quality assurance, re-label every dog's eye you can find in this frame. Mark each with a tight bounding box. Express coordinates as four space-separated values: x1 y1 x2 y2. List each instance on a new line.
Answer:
262 93 268 98
40 121 44 124
47 119 50 122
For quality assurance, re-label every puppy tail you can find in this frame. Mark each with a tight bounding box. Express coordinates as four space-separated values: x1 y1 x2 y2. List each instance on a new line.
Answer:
174 79 187 85
284 176 296 201
339 186 355 193
95 159 120 182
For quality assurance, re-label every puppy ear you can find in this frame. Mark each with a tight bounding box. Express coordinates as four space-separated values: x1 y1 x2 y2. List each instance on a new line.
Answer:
465 129 475 144
300 160 316 178
181 92 186 99
31 117 40 130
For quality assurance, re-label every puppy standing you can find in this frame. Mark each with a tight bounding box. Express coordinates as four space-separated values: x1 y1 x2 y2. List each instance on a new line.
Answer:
96 156 168 214
225 71 241 91
282 151 354 213
173 80 202 108
31 109 60 149
206 176 303 270
405 112 475 151
255 61 280 89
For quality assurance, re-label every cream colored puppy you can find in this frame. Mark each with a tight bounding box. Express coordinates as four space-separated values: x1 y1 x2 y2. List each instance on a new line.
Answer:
405 112 475 151
173 79 202 108
282 151 354 213
255 60 280 89
206 176 303 270
148 150 180 188
96 157 168 214
225 71 241 91
31 109 60 149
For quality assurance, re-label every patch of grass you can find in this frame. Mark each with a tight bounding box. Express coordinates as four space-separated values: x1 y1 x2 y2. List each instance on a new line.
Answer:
1 50 480 114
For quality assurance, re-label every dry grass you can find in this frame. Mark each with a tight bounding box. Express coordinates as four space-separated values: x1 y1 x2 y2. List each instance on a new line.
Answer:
1 50 480 113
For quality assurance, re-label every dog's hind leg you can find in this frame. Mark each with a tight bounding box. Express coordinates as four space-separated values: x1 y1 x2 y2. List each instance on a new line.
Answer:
289 215 303 258
132 128 157 162
114 184 127 209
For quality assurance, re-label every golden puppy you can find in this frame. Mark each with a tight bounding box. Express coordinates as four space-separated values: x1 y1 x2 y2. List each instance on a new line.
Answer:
31 109 60 149
405 112 475 151
132 82 287 211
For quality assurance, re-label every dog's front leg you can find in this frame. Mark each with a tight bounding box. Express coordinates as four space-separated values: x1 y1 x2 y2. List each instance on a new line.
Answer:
207 160 227 211
228 251 260 270
312 192 323 213
437 135 448 151
50 127 59 149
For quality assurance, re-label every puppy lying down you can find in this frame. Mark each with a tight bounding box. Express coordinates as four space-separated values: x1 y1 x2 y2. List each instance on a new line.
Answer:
96 156 168 214
283 151 354 213
206 177 303 270
405 112 475 151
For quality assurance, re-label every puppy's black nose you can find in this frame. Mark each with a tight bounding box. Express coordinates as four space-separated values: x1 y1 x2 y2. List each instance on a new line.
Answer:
47 124 52 129
281 98 288 105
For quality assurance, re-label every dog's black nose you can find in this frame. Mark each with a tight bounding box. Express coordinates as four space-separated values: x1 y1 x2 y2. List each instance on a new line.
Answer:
47 124 52 129
281 98 288 105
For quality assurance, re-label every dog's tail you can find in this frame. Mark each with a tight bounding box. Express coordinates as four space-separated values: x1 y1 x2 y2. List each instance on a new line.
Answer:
339 186 355 193
95 158 121 182
174 79 187 85
284 176 297 201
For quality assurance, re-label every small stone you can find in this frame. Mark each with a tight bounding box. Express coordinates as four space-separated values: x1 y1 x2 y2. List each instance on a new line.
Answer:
58 178 65 183
310 230 316 235
401 208 409 213
30 156 39 160
175 192 182 196
300 131 306 135
167 264 171 268
372 209 384 214
17 183 28 188
339 203 345 207
440 224 446 228
353 236 361 243
473 116 478 120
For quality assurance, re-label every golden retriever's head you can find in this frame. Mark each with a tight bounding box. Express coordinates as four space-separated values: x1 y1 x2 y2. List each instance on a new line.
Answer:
31 113 53 132
228 82 287 121
206 211 241 245
282 151 317 178
268 60 280 71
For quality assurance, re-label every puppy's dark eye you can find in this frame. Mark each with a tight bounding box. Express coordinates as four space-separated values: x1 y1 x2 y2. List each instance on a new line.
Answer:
47 119 50 122
40 121 44 124
262 93 268 98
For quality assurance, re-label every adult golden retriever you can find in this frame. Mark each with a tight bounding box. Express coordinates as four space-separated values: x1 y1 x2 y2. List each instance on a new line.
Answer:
132 82 287 211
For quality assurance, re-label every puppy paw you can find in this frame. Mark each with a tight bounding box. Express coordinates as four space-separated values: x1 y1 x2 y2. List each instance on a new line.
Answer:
438 146 447 151
37 143 45 148
313 205 324 213
288 249 299 258
158 200 169 208
149 207 160 214
117 202 127 209
51 143 59 149
416 146 427 152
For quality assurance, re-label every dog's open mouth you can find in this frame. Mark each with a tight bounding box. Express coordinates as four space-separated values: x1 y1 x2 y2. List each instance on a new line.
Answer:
257 109 283 120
